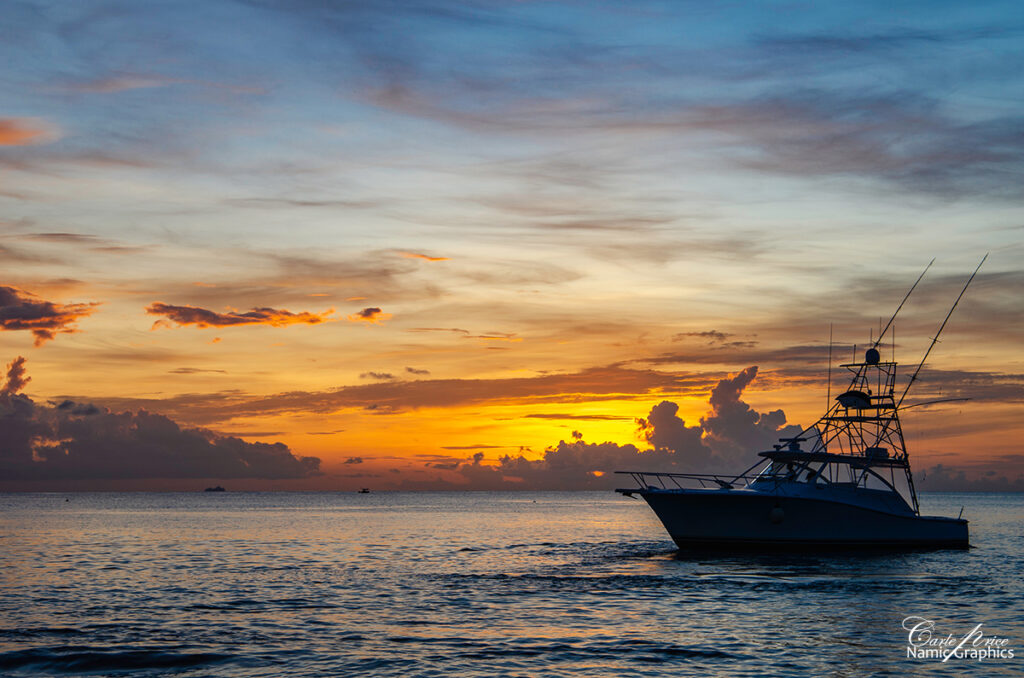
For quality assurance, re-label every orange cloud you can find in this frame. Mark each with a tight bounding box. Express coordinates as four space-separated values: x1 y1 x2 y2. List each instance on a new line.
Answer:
146 302 334 329
399 252 449 262
0 118 59 146
347 307 391 324
470 332 522 342
0 286 99 346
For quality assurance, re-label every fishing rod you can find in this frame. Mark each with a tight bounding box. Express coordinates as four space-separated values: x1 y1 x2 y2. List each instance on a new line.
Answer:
872 258 934 349
896 254 988 409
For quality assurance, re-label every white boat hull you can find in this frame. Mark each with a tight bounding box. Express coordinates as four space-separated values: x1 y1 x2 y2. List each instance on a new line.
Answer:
630 488 969 549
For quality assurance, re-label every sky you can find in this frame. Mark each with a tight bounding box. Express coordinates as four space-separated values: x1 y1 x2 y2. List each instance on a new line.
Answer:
1 0 1022 491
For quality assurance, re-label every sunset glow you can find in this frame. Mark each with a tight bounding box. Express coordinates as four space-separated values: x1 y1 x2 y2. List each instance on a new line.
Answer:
2 1 1022 491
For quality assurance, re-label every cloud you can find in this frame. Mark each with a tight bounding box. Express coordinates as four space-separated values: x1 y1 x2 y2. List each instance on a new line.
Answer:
0 358 320 483
917 464 1024 492
64 74 186 93
523 413 632 421
699 366 803 467
405 366 430 375
347 307 391 323
360 372 395 381
408 327 470 335
2 356 30 396
169 367 227 374
343 456 364 465
146 302 334 329
673 330 733 343
82 365 712 425
0 118 59 146
495 366 800 487
400 367 802 489
399 251 449 262
0 286 100 346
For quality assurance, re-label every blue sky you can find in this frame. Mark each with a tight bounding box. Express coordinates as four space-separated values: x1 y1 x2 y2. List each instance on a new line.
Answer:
1 1 1023 489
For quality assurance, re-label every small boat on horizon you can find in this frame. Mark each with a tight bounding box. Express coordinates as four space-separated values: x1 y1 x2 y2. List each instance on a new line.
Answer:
358 488 370 494
617 258 986 550
204 485 226 492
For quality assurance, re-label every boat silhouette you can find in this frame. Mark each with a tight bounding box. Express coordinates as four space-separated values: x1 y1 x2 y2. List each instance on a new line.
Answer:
617 257 986 549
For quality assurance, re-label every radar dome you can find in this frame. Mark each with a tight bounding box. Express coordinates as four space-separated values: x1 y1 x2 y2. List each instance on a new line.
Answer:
865 348 880 364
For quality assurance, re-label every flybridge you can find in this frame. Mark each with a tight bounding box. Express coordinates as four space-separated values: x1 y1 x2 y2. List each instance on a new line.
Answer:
783 254 988 515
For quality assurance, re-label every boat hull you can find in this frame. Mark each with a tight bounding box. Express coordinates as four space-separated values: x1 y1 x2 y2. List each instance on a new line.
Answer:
630 489 969 550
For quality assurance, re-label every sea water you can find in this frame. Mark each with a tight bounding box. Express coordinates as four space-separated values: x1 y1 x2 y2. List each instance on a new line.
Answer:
1 492 1021 676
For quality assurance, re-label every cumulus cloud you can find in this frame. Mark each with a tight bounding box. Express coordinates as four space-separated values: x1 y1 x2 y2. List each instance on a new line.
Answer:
0 118 59 146
347 307 390 324
0 357 320 483
2 356 30 396
146 302 334 329
700 366 802 467
0 286 99 345
405 367 803 489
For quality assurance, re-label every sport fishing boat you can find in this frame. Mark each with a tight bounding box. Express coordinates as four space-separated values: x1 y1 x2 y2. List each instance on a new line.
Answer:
617 258 986 549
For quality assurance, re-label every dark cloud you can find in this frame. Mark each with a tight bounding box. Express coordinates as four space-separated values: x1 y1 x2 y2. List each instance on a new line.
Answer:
0 286 99 345
54 399 100 416
674 330 732 343
403 367 802 489
917 464 1024 492
347 307 390 324
700 366 803 467
636 401 709 467
2 356 30 396
405 366 431 375
360 372 395 381
79 365 712 425
343 456 364 465
0 358 320 483
147 302 334 329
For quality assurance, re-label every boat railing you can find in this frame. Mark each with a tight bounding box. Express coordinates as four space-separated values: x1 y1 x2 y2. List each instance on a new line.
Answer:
614 470 759 491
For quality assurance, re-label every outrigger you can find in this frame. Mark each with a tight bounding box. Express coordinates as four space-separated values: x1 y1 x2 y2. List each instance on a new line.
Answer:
617 257 986 549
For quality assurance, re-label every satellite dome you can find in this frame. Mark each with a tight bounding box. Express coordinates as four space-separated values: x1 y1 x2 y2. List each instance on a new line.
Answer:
865 348 880 364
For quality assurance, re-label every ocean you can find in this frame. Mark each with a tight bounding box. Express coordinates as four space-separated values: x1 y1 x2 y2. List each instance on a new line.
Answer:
1 491 1021 676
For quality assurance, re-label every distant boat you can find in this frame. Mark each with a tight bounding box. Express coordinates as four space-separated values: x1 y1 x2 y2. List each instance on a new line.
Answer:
617 258 986 550
204 486 226 492
358 488 370 494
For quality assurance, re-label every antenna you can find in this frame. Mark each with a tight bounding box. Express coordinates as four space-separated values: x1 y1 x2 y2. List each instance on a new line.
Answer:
873 258 934 349
826 323 833 409
897 254 988 408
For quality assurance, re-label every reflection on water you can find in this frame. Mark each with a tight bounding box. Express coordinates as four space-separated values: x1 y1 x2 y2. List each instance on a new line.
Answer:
1 492 1021 676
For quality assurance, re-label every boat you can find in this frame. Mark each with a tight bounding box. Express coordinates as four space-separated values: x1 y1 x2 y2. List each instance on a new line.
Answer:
358 488 370 494
204 485 226 492
617 258 987 550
